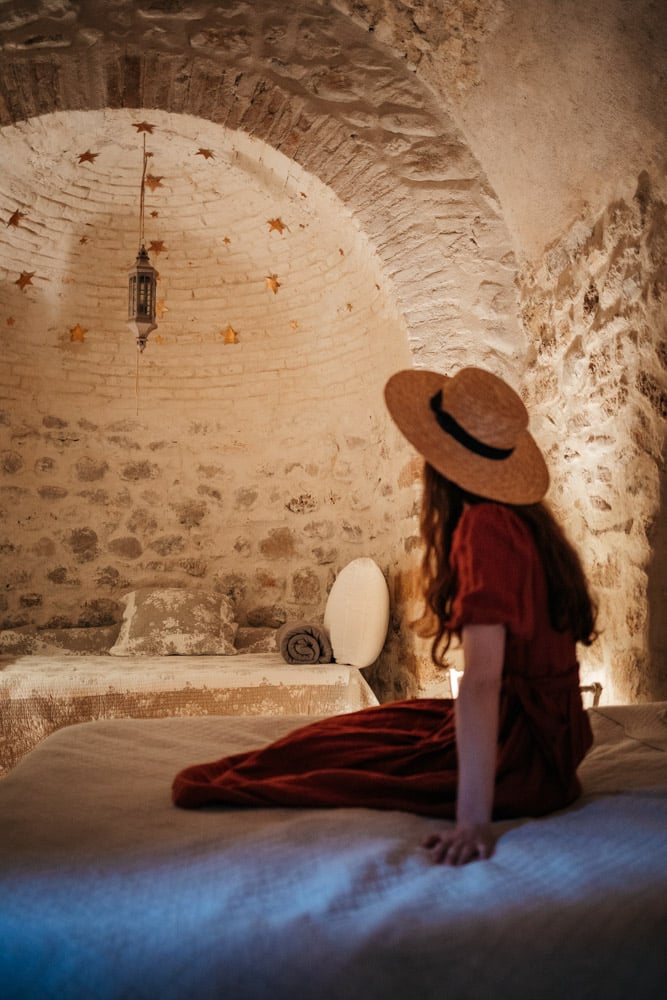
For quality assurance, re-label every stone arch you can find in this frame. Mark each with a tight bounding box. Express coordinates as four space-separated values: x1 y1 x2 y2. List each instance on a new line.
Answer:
0 3 524 371
0 2 525 698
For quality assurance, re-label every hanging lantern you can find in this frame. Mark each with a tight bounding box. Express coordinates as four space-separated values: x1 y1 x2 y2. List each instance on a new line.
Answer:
128 244 157 352
127 135 158 352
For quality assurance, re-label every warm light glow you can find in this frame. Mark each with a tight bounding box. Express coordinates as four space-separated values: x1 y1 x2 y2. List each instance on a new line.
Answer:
448 667 464 699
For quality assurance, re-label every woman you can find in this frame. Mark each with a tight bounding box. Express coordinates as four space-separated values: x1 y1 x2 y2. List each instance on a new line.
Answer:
173 367 597 866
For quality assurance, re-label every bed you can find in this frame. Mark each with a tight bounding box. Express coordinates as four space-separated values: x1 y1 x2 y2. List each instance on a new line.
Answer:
0 653 379 776
1 701 665 1000
0 563 390 776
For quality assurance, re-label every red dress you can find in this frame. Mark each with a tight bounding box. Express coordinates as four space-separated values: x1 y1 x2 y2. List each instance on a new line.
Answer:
172 503 593 818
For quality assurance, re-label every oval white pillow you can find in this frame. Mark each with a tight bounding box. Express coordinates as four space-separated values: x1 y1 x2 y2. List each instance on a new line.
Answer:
323 558 390 668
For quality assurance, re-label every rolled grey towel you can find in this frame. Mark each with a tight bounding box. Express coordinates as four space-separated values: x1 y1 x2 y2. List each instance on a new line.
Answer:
277 621 333 664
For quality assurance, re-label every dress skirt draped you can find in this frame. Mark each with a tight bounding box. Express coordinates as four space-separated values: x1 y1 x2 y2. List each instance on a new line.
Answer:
173 504 592 819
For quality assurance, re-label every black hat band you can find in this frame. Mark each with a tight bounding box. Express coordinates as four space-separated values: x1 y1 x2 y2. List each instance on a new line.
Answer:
430 389 515 462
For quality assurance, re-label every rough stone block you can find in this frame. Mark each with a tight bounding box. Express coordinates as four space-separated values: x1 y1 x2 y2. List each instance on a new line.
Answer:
108 536 143 559
66 527 99 562
1 451 23 473
75 456 109 481
149 534 186 556
291 567 321 604
247 604 287 629
173 500 207 527
38 486 69 500
259 526 296 560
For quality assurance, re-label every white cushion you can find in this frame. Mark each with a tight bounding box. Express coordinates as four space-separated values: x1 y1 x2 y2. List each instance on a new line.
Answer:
323 558 390 668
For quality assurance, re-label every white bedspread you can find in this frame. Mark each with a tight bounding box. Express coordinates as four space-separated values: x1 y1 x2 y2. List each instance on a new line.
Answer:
1 703 665 1000
0 653 379 774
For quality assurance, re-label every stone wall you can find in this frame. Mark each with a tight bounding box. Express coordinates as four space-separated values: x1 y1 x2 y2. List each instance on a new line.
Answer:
1 1 666 703
0 396 417 695
519 170 667 703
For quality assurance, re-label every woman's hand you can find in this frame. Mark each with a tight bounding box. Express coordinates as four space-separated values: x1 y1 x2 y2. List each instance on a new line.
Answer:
422 823 497 866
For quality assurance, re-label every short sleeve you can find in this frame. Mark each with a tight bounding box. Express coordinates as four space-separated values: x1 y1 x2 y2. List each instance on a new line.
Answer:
447 503 536 639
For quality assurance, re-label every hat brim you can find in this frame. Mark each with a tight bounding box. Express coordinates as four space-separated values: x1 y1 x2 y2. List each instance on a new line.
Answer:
384 369 549 505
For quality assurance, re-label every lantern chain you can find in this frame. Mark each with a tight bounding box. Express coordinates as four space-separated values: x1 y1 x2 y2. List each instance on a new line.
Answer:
139 132 148 248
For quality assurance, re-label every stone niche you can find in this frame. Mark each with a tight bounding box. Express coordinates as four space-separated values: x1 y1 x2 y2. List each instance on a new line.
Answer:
0 110 420 699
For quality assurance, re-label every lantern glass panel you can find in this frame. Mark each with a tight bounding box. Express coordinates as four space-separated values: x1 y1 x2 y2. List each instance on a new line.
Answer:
128 275 138 318
138 276 152 316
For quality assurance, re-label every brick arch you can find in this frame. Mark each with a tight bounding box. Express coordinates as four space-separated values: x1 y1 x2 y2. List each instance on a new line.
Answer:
0 1 524 699
0 2 524 372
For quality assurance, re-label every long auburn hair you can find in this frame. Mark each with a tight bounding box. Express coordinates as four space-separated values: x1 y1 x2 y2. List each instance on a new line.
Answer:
414 463 598 665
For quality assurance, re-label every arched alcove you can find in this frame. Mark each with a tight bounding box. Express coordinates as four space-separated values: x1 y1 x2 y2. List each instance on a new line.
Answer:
0 4 525 699
0 108 425 695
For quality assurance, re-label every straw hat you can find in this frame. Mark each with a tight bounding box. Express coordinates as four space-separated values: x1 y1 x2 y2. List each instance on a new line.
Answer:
384 367 549 504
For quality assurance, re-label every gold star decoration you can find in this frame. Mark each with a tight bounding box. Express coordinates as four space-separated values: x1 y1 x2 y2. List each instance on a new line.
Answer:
133 121 156 133
148 240 165 255
77 150 98 164
223 236 232 245
145 175 163 192
150 210 159 218
196 148 214 159
15 271 35 291
221 324 239 345
7 209 26 227
69 323 86 343
156 300 168 319
267 217 286 235
79 235 88 245
7 316 16 326
266 274 281 294
289 319 299 330
153 334 164 345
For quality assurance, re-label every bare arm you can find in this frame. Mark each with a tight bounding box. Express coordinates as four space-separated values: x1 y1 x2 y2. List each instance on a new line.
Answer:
423 623 505 865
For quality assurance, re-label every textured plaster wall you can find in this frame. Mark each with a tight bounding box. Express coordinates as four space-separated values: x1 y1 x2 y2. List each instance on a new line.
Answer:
0 0 666 703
